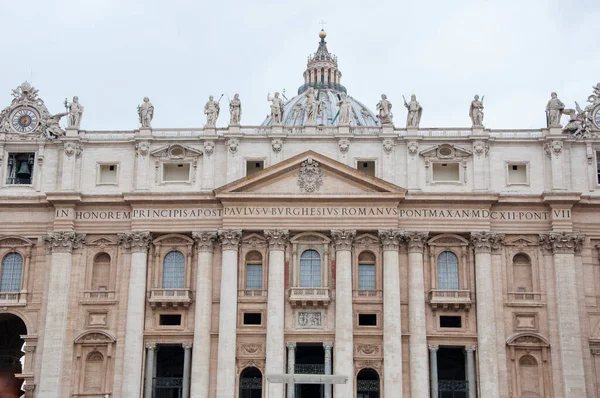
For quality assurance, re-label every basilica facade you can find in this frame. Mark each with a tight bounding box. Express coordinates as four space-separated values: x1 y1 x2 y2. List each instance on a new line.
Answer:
1 30 600 398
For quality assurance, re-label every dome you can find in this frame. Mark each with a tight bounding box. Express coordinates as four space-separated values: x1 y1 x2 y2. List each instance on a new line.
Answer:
261 32 379 127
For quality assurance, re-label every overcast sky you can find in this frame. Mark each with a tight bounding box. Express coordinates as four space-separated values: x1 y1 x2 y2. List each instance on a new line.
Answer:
0 0 598 130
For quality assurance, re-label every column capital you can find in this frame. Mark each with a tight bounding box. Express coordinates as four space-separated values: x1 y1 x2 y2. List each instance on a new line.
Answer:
465 345 477 353
378 229 403 251
218 229 242 251
591 348 600 356
428 344 439 352
192 230 218 253
264 229 289 251
403 231 429 253
331 229 356 251
118 231 152 253
323 341 334 350
182 343 193 350
145 343 157 350
470 231 504 253
286 341 297 350
43 231 86 253
539 232 584 254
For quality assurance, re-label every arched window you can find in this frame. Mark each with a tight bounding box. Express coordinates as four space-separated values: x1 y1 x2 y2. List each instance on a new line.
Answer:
300 250 321 288
518 355 541 397
437 251 459 290
83 351 104 393
239 367 262 398
358 251 376 291
357 368 380 398
0 253 23 292
245 251 263 290
163 251 185 289
91 253 111 291
513 253 533 292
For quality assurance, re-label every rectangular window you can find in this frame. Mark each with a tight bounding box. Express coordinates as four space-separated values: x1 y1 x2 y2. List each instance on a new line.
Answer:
357 161 375 177
432 162 460 182
358 264 376 290
159 314 182 326
507 163 528 185
243 312 262 325
98 164 118 184
163 163 190 182
440 315 462 328
245 264 263 289
358 314 377 326
246 160 264 176
6 153 35 185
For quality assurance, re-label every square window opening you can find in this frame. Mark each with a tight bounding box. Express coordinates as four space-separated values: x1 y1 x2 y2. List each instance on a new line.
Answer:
246 160 264 176
159 314 182 326
440 315 462 328
163 163 191 182
358 314 377 326
357 161 375 177
508 163 527 184
6 153 35 185
99 164 118 184
243 312 262 325
432 162 459 182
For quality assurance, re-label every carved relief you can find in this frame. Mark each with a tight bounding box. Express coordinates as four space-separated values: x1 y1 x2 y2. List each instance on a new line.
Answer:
218 229 242 251
338 138 350 154
403 231 429 253
264 229 289 251
117 231 152 253
420 143 472 161
64 142 82 158
43 231 86 253
297 311 322 328
473 140 489 157
150 144 202 160
470 231 504 253
203 141 215 157
135 141 150 157
407 141 419 157
238 343 264 356
356 344 380 356
544 140 563 158
298 158 324 193
382 139 394 155
539 232 584 254
271 139 283 153
378 229 402 251
331 229 356 251
227 139 239 155
192 231 218 252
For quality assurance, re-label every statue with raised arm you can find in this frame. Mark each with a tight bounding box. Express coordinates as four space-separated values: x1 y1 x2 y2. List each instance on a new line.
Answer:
305 87 321 125
267 92 284 124
469 95 484 127
45 112 68 139
404 94 423 128
138 97 154 128
67 96 84 129
376 94 393 124
204 95 220 127
337 92 352 125
229 93 241 125
546 92 565 127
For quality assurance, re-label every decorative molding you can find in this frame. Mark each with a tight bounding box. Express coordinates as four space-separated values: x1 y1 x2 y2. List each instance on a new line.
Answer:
331 229 356 251
297 311 322 328
419 143 472 160
43 231 86 253
271 138 283 153
218 229 242 251
135 141 150 157
473 140 489 158
382 139 395 155
356 344 380 356
192 231 218 252
64 142 82 158
470 231 504 253
117 231 152 253
227 138 239 155
203 141 215 157
239 343 263 355
408 141 419 157
544 140 563 158
403 231 429 253
145 343 157 350
378 229 402 251
354 360 382 371
182 343 193 350
298 158 324 193
591 349 600 356
150 143 202 160
264 229 289 251
539 232 584 254
338 138 350 154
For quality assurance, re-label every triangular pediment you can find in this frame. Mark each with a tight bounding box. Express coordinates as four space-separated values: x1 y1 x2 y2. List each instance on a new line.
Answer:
504 235 538 247
215 150 406 199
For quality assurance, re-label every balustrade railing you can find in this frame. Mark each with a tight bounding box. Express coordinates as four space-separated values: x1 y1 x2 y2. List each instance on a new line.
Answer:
508 291 541 301
153 377 183 389
289 287 329 297
0 292 23 304
353 289 382 298
288 287 330 307
430 290 471 301
438 380 468 397
294 364 325 374
82 290 115 300
149 288 192 308
239 289 267 297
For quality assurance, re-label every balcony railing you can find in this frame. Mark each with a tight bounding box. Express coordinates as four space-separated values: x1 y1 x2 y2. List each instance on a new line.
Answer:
429 289 472 311
149 288 192 308
82 290 116 301
352 290 383 303
239 289 267 297
294 364 325 374
0 292 25 306
508 291 542 302
289 287 330 308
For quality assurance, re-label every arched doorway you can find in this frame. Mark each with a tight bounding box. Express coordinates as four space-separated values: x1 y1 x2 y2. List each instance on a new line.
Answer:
0 313 27 398
239 367 262 398
357 368 380 398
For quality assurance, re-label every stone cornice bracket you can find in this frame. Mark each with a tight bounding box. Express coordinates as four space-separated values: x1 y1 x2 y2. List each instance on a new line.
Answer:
403 231 429 253
331 229 356 251
218 229 242 251
470 231 504 253
539 232 584 254
192 230 218 253
264 229 289 251
43 231 86 253
117 231 152 253
378 229 403 251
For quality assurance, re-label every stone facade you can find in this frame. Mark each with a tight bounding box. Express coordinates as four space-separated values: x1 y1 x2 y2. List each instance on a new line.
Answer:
1 31 600 398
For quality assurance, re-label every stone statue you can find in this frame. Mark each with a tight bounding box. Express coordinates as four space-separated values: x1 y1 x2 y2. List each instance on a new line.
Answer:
138 97 154 128
204 95 220 127
337 92 352 125
563 101 592 139
469 95 484 127
376 94 393 124
67 96 84 129
305 87 321 125
45 112 68 139
404 94 423 128
229 94 241 125
546 92 565 127
267 92 284 124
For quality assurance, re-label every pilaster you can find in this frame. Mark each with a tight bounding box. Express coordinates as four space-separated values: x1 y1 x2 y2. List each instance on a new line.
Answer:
60 139 82 191
428 344 439 398
202 140 215 190
135 141 150 190
544 138 566 190
286 342 297 398
406 138 421 190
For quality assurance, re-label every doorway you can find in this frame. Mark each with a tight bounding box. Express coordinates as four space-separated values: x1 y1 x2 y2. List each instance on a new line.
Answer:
294 344 325 398
437 347 468 398
0 313 27 398
153 345 183 398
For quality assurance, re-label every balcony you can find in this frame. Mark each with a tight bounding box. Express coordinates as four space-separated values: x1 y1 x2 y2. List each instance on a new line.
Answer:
294 364 325 374
429 289 472 311
353 289 383 303
238 289 267 303
81 290 116 304
289 287 330 308
0 292 26 306
507 291 543 307
149 288 192 308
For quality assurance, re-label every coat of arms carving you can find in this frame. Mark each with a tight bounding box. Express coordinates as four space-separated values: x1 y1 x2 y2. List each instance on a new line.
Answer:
297 158 324 192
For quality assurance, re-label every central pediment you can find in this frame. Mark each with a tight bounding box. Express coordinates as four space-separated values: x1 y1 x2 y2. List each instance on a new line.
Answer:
215 150 406 199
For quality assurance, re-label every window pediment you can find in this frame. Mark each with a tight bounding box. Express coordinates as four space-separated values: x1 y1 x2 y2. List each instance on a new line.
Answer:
504 235 538 247
419 144 472 160
153 234 194 246
150 144 202 160
506 332 550 347
428 234 469 247
290 232 331 245
0 236 33 248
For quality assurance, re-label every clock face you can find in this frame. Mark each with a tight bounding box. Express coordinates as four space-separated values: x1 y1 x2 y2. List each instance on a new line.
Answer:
11 108 39 133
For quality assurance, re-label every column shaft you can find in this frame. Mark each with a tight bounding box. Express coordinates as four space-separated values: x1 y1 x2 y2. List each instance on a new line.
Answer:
465 346 476 398
429 345 438 398
408 251 429 398
287 343 296 398
182 344 192 398
144 344 156 398
324 342 333 398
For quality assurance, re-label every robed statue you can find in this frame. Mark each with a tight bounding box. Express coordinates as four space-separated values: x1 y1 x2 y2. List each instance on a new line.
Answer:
546 92 565 127
376 94 393 124
469 95 484 127
67 96 84 129
138 97 154 128
268 92 284 124
204 96 220 127
404 94 423 128
229 94 242 125
337 92 352 125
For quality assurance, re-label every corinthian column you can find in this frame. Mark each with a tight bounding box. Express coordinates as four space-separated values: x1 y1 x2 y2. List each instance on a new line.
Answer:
265 229 289 398
405 231 429 398
540 232 587 397
378 229 403 397
38 231 85 398
470 231 503 398
190 231 218 398
119 231 153 398
331 229 356 398
215 229 242 398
